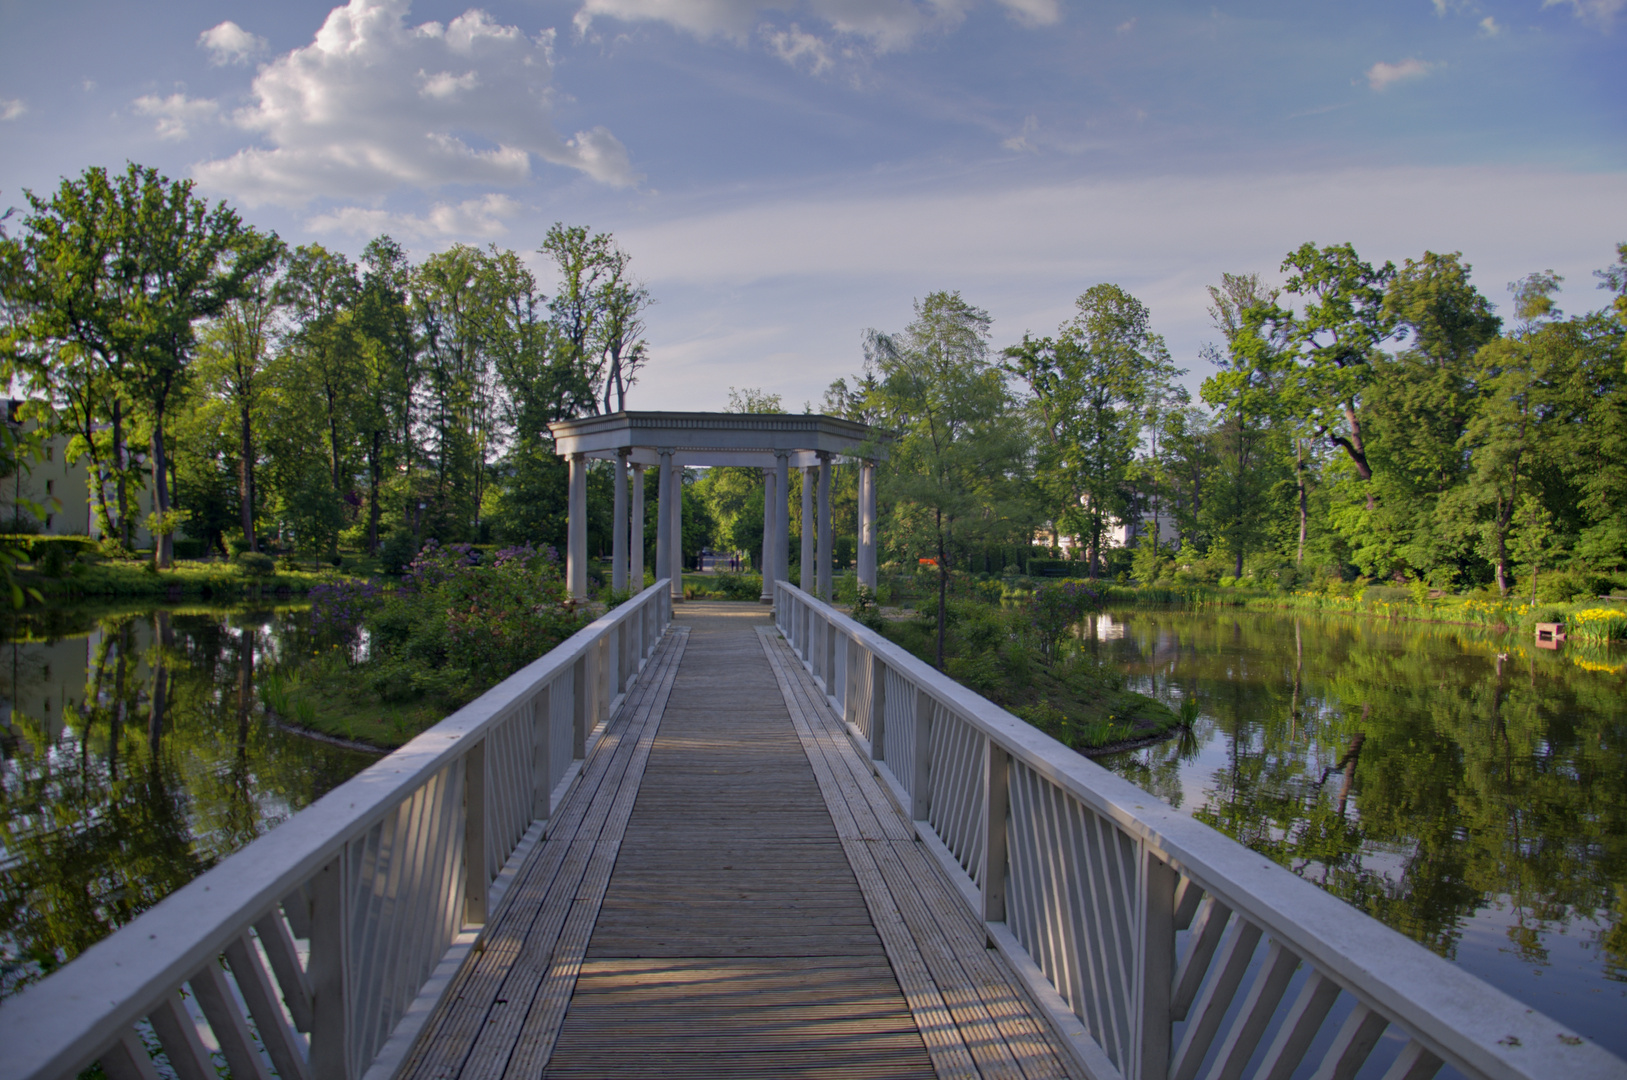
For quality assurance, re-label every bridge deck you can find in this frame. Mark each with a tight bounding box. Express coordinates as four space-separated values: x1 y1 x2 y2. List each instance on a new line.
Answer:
401 603 1076 1080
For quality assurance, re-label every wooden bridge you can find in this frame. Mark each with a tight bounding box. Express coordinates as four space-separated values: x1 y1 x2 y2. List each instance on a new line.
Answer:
399 604 1069 1079
3 581 1622 1080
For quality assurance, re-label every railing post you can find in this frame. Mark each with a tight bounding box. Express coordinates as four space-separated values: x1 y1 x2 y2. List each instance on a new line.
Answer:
981 740 1009 925
598 636 611 725
533 684 553 820
307 854 352 1080
912 687 932 822
869 654 887 762
1138 850 1178 1080
843 637 860 731
823 617 837 698
572 653 588 760
464 738 488 925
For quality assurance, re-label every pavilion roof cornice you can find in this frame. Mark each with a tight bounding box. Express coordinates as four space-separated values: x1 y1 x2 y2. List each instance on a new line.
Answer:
547 410 887 462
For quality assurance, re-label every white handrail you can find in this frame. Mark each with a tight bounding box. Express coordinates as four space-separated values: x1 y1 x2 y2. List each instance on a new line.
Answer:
0 581 674 1080
773 581 1625 1080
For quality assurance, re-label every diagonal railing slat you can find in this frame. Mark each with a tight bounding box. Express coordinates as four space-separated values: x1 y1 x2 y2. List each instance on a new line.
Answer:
772 581 1625 1080
0 582 674 1080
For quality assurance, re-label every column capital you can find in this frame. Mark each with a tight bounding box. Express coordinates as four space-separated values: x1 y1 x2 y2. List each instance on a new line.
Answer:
816 449 832 462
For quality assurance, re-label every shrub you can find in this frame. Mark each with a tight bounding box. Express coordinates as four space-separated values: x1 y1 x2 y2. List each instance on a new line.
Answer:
1029 580 1102 664
1026 558 1087 578
378 528 419 575
233 551 276 577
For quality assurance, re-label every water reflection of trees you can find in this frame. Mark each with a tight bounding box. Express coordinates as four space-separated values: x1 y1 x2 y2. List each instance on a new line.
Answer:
1095 610 1627 976
0 608 372 998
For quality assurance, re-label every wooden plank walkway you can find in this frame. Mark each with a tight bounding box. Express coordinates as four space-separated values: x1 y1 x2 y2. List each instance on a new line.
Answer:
401 603 1076 1080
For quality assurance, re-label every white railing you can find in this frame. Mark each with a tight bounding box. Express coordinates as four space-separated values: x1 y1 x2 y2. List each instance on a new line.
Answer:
775 582 1625 1080
0 582 674 1080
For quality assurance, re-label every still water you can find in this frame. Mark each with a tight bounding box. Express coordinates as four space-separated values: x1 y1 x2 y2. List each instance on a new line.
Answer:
4 602 1623 1062
0 604 376 998
1090 608 1627 1059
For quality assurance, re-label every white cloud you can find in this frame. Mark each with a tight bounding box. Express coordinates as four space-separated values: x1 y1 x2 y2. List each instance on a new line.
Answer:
133 93 219 140
1543 0 1626 25
576 0 1039 53
307 192 520 239
1365 57 1435 91
1002 114 1039 151
763 24 834 73
608 167 1627 411
1116 17 1137 34
0 98 25 121
199 21 268 66
1479 15 1504 35
998 0 1061 27
194 0 636 207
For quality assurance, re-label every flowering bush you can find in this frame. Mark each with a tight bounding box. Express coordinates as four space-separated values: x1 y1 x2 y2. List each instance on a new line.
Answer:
308 579 381 648
365 541 581 704
1570 607 1627 643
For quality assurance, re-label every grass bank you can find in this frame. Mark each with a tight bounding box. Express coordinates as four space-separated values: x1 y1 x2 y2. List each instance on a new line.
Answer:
864 598 1186 755
261 543 585 750
259 650 445 750
24 557 343 599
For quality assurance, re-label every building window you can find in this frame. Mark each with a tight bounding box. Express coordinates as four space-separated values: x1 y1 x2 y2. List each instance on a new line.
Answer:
45 480 53 496
45 514 53 529
45 444 53 462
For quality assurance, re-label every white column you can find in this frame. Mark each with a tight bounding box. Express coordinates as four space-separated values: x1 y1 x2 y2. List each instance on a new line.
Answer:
800 466 814 593
774 452 790 595
817 451 832 602
670 465 685 601
630 465 645 591
568 452 588 600
859 459 877 592
612 449 628 593
655 450 672 587
759 467 776 604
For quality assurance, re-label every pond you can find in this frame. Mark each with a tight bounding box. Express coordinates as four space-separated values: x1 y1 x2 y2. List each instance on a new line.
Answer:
1089 608 1627 1060
0 603 378 999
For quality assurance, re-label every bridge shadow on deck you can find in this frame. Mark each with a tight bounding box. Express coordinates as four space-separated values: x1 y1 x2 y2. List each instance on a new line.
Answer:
402 602 1074 1080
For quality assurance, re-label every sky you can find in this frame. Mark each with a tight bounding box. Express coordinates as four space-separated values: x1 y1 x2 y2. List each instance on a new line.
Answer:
1 0 1624 409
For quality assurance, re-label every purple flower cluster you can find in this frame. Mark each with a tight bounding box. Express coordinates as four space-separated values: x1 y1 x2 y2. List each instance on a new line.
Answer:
309 579 382 642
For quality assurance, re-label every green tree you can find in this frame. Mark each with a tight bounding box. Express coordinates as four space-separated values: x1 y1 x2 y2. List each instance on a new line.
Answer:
353 236 417 553
106 166 273 566
283 244 361 554
1006 284 1174 577
1269 243 1398 500
196 237 285 551
1358 252 1502 579
869 291 1029 667
1442 274 1569 595
1200 272 1289 579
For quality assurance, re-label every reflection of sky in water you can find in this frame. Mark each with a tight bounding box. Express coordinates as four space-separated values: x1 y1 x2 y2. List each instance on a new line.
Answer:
1090 608 1627 1061
1454 902 1627 1051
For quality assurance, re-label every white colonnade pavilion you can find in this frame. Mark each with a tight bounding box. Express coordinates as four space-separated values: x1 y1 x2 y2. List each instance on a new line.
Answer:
547 411 885 603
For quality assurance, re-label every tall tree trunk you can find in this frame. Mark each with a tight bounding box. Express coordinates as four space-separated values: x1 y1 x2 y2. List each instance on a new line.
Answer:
112 398 129 548
93 463 117 541
150 417 173 568
368 430 383 553
934 510 948 670
239 401 256 552
1295 439 1308 566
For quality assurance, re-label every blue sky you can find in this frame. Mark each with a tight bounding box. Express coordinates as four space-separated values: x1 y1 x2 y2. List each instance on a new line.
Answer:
2 0 1623 408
